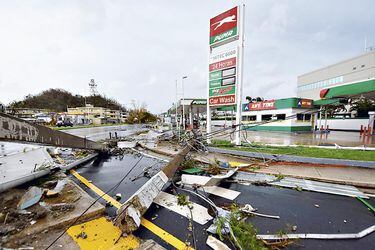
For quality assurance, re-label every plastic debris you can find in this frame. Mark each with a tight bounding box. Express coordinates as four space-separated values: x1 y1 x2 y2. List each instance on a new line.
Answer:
181 167 204 174
115 193 122 201
18 186 43 210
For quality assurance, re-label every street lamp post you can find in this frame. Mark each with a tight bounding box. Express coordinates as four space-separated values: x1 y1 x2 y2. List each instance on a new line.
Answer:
175 79 180 141
182 76 188 130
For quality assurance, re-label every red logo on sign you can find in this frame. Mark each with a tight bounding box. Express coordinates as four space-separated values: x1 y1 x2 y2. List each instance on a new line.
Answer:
210 7 238 37
249 100 275 110
209 95 236 106
209 57 236 72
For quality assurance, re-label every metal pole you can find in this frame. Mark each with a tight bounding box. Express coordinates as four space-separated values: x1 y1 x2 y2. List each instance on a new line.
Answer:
318 107 322 130
206 39 212 144
182 76 187 130
175 79 180 141
235 4 245 146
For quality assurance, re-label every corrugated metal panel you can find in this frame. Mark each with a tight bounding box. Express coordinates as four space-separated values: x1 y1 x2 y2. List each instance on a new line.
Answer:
234 171 369 199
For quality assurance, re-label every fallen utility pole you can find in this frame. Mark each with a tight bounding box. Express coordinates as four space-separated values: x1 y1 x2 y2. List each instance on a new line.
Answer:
114 142 193 233
0 113 105 151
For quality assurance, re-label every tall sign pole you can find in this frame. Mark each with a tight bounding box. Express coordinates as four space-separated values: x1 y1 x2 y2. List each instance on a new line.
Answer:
207 5 245 145
234 4 245 145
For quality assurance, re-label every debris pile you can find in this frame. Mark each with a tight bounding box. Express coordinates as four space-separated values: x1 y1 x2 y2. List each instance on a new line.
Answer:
0 174 82 248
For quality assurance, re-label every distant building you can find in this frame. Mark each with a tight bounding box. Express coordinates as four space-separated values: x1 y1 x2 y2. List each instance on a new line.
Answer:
5 108 51 123
67 104 123 125
297 50 375 100
297 51 375 131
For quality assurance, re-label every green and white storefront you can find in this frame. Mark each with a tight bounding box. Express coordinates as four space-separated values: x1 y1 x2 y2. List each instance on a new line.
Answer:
242 98 316 132
315 79 375 132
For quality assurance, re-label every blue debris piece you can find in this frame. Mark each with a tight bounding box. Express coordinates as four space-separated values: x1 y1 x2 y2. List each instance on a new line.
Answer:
18 186 43 210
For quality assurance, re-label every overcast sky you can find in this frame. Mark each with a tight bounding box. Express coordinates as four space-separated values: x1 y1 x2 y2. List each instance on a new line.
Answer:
0 0 374 113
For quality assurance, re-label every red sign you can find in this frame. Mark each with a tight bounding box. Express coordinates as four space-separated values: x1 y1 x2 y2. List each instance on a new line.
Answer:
209 57 236 72
210 7 238 37
298 99 313 108
320 89 329 99
248 100 275 110
209 95 236 106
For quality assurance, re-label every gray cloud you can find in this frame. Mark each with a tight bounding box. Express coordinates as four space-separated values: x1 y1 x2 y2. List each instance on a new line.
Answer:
0 0 374 113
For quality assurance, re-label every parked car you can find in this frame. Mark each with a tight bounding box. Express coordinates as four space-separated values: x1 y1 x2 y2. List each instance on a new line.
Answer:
56 120 73 127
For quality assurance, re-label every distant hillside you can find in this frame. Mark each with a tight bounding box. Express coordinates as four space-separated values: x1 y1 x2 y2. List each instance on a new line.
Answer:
9 88 125 112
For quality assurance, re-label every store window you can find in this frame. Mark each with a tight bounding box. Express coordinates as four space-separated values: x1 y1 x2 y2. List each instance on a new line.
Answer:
276 114 286 120
242 115 256 121
297 114 304 120
261 114 272 121
297 113 311 121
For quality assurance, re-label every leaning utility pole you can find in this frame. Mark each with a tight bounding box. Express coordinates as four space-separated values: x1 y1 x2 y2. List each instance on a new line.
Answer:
114 142 193 233
0 113 105 151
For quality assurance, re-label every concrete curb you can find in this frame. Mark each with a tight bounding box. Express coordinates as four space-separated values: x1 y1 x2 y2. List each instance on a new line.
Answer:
207 147 375 169
61 153 99 170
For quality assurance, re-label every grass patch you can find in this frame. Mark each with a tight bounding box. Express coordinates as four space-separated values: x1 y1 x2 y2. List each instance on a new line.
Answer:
211 139 375 162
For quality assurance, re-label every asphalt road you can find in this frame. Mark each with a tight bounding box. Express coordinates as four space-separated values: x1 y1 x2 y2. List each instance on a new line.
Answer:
71 153 375 250
65 124 143 141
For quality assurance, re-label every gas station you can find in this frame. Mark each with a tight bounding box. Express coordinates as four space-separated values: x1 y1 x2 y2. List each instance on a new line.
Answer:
168 98 207 129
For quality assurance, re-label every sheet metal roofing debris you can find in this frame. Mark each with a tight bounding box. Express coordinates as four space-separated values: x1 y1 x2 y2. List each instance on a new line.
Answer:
257 225 375 240
17 186 43 210
234 171 369 199
181 168 238 187
208 146 375 169
206 235 231 250
200 186 240 201
1 147 54 185
154 191 213 225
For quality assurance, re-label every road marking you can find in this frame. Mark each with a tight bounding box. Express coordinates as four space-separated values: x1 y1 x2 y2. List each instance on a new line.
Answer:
67 217 140 249
70 170 122 208
70 170 193 250
154 191 213 225
55 155 66 165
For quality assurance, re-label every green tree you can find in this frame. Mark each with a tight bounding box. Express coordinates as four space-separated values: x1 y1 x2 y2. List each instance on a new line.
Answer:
349 97 375 118
8 88 125 112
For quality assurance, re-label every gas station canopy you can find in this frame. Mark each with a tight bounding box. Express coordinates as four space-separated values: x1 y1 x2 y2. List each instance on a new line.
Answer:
320 79 375 100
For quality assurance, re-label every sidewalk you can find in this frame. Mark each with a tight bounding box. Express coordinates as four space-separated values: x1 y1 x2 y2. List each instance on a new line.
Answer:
142 142 375 189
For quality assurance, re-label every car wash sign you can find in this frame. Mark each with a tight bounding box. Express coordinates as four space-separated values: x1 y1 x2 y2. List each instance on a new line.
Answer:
210 6 239 47
209 47 238 106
